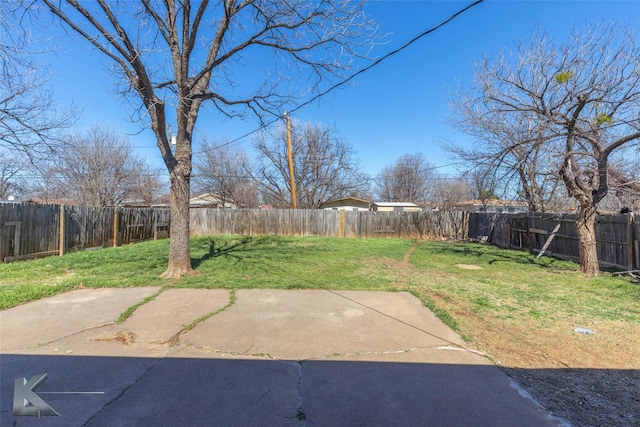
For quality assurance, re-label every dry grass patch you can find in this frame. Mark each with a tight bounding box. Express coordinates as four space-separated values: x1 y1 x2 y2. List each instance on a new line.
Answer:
92 330 136 346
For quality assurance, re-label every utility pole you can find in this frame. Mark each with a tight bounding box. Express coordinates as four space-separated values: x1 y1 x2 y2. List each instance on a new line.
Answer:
285 112 297 209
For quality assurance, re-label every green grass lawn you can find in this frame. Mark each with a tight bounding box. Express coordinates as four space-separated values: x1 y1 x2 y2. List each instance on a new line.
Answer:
1 236 639 329
0 236 412 309
407 242 640 324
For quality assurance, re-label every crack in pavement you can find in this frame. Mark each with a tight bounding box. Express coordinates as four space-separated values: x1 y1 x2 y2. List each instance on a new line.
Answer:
182 344 278 359
180 343 482 362
8 322 118 352
281 360 308 426
81 357 162 427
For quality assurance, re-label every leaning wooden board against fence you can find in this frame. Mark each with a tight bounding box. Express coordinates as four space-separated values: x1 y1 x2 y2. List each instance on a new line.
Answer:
470 212 637 270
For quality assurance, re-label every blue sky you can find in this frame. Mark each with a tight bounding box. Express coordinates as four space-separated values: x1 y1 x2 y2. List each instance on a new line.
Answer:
37 0 640 180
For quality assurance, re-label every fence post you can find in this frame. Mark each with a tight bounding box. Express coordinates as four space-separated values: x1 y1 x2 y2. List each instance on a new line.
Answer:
628 213 634 270
113 208 119 247
153 209 158 241
58 205 65 256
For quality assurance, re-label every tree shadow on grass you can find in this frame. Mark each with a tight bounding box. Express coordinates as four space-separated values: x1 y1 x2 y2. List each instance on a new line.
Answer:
191 238 249 269
190 236 309 270
425 242 576 271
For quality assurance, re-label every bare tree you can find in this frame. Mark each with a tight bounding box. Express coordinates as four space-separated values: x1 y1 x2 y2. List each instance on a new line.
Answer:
0 151 27 199
254 121 370 208
432 178 471 211
1 3 75 157
432 178 471 239
193 140 259 208
376 153 437 203
466 167 498 211
450 23 640 275
39 1 376 277
449 109 565 213
601 157 640 212
37 125 162 207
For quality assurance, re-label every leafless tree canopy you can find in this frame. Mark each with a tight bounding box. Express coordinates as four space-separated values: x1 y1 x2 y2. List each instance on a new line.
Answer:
193 141 259 208
432 178 471 211
0 151 27 199
450 22 640 275
39 0 377 277
254 121 370 209
376 153 437 203
0 3 75 157
600 159 640 212
450 85 567 212
37 125 162 207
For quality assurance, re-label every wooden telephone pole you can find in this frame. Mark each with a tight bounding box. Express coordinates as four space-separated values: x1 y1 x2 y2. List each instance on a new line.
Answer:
285 112 297 209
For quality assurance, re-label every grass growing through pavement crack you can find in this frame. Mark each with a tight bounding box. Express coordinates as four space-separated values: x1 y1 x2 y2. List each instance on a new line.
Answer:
168 289 237 346
117 288 165 323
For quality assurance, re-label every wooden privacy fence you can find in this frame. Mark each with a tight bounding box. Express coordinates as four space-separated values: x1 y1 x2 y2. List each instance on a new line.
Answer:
1 203 170 262
2 204 466 263
6 202 636 270
189 209 469 240
469 212 639 270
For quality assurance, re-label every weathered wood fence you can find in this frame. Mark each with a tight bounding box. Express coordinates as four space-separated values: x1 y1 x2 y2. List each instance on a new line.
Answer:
3 202 637 270
1 203 169 262
189 209 468 240
1 205 466 263
469 212 639 270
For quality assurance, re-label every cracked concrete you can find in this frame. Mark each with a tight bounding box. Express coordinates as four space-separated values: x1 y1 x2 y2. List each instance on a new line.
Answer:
1 288 563 426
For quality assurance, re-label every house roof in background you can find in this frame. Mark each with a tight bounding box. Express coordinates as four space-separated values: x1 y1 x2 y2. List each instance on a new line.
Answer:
322 196 370 205
457 199 528 207
372 202 419 207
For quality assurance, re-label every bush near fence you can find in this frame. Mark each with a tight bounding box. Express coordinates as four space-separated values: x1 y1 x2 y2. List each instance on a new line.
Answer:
2 202 637 270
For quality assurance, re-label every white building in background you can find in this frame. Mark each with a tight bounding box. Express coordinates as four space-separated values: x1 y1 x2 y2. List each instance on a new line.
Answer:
370 202 420 213
321 197 370 211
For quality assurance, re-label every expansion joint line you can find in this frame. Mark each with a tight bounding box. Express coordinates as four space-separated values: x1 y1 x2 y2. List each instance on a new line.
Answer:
326 289 467 351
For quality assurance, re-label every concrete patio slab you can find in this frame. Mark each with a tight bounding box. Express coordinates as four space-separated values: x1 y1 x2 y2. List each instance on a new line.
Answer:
0 288 160 353
0 288 564 426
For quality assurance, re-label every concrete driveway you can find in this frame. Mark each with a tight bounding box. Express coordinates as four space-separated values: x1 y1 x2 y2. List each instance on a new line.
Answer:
1 288 565 426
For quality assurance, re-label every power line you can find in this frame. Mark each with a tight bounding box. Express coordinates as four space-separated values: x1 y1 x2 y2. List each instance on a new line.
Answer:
193 0 485 156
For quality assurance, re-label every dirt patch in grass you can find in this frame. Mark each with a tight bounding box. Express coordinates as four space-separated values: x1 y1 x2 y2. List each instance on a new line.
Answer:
456 264 484 270
415 285 640 427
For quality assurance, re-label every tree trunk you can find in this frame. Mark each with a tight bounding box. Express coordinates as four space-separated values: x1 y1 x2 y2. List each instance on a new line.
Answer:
576 204 600 276
161 169 194 278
